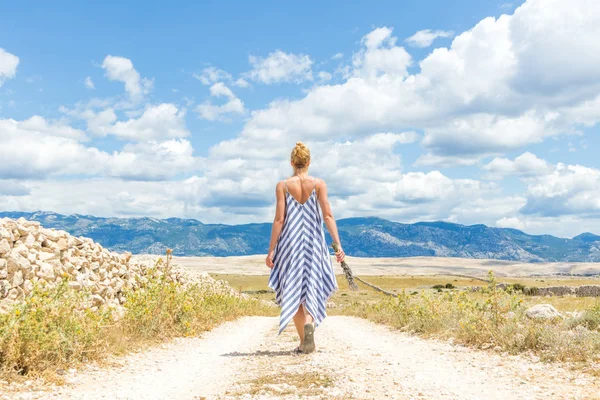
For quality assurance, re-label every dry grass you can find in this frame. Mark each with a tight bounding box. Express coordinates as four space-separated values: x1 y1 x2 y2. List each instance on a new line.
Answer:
233 371 334 397
0 255 274 382
342 273 600 366
213 273 600 312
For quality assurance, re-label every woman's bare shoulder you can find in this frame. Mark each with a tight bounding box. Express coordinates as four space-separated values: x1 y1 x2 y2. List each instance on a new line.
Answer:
313 177 327 188
275 180 286 192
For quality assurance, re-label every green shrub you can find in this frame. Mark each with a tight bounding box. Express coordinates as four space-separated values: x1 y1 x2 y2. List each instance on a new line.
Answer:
432 283 455 290
523 286 539 296
342 271 600 364
508 283 526 292
0 252 273 381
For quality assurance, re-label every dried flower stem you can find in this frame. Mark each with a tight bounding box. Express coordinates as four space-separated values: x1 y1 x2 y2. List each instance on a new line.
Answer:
331 242 358 291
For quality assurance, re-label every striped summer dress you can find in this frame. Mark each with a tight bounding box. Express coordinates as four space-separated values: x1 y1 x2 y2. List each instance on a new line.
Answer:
268 177 338 334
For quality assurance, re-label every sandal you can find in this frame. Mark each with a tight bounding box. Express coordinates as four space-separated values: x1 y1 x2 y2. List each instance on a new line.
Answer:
303 323 315 354
293 346 303 354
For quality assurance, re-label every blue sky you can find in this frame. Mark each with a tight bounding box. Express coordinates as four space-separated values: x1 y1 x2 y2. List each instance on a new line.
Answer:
1 0 599 238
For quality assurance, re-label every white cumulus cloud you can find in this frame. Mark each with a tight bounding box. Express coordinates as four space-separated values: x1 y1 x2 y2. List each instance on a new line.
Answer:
405 29 454 48
0 48 19 87
482 152 553 180
101 55 153 101
196 83 245 121
521 163 600 218
317 71 332 82
0 115 198 181
193 66 232 86
246 50 313 84
110 103 189 140
84 76 95 89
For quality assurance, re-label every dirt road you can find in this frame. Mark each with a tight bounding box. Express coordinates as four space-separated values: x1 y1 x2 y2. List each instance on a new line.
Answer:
9 316 599 399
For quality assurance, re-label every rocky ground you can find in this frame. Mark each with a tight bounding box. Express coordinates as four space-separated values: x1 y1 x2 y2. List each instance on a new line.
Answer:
3 316 598 400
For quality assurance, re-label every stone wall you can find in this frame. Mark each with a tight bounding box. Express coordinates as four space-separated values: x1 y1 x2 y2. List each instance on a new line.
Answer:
537 285 600 297
467 283 600 297
0 217 239 314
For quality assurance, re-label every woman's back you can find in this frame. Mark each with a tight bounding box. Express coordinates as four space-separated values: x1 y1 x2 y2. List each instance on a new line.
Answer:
284 175 318 205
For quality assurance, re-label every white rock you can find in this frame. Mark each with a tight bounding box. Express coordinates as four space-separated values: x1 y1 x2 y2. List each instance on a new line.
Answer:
37 262 56 280
27 252 37 263
6 253 30 273
7 288 19 301
90 294 104 306
526 304 562 319
2 220 17 232
13 243 29 256
11 270 24 288
24 233 36 248
0 239 11 255
43 229 60 241
0 227 13 241
38 251 57 262
56 238 68 251
23 220 40 229
23 280 33 293
69 281 82 290
16 221 29 235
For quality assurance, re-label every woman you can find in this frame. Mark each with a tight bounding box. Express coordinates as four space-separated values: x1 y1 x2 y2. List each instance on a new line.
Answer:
265 141 345 354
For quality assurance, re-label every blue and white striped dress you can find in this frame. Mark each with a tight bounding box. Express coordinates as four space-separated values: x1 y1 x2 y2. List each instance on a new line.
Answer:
268 177 338 334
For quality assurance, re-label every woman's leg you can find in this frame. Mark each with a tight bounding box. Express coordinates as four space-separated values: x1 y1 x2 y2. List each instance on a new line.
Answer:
301 304 316 353
302 304 314 325
292 305 305 348
292 304 315 349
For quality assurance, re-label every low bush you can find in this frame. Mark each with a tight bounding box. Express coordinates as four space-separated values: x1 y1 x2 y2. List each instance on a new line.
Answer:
343 271 600 364
432 283 456 290
0 252 274 381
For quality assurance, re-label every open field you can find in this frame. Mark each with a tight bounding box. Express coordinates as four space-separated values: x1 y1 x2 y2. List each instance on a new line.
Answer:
150 254 600 312
164 254 600 277
162 254 600 311
211 273 600 312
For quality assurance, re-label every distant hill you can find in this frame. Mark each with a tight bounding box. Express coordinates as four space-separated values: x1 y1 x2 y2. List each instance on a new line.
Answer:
1 211 600 262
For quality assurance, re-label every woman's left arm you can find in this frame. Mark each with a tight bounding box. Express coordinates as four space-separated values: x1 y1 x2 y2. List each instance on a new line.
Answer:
266 181 286 268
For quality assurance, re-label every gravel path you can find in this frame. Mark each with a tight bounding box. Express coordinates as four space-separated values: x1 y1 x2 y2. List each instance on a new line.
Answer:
5 316 599 400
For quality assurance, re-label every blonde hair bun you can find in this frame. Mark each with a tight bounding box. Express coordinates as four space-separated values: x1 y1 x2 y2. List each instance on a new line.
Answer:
291 141 310 168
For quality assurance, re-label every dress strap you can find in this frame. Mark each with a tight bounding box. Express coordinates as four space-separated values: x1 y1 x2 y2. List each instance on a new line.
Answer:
283 179 288 193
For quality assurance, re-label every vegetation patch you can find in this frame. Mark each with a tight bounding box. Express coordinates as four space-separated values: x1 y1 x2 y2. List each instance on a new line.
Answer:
235 371 334 397
432 283 456 290
0 254 275 382
341 272 600 367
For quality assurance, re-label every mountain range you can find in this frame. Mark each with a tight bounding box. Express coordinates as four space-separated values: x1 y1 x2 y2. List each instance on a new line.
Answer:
1 211 600 262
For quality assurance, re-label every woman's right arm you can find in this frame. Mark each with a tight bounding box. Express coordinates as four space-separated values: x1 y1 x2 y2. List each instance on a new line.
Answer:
317 179 345 262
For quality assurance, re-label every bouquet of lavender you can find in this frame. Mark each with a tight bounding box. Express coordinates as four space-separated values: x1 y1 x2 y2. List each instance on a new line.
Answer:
331 242 358 291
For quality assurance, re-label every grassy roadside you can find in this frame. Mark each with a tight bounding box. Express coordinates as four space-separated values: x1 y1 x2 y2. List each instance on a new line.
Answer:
0 258 275 382
216 272 600 372
341 273 600 372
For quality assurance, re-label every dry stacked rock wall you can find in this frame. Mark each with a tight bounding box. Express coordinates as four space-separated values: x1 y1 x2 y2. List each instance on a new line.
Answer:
468 283 600 296
0 217 241 314
535 285 600 297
